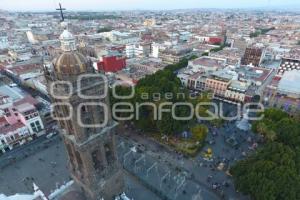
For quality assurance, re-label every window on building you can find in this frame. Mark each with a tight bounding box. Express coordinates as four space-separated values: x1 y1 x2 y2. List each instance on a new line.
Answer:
85 118 92 125
75 151 83 171
36 126 42 132
67 122 74 134
30 122 35 128
81 105 87 113
86 128 91 136
91 149 102 171
66 144 75 171
104 143 114 165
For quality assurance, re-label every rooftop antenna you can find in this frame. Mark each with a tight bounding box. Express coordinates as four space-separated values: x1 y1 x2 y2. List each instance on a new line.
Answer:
56 3 66 22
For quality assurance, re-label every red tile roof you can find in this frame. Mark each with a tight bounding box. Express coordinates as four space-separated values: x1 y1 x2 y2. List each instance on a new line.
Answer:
0 122 26 135
6 64 41 76
0 116 9 127
252 67 272 82
13 95 39 107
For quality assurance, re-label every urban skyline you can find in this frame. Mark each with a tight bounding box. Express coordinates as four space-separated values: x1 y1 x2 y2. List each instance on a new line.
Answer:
0 2 300 200
1 0 300 11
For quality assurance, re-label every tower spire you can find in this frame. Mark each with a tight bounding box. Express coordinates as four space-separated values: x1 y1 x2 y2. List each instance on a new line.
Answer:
56 3 66 22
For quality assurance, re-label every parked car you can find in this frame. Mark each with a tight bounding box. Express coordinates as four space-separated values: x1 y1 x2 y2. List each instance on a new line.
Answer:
46 132 56 139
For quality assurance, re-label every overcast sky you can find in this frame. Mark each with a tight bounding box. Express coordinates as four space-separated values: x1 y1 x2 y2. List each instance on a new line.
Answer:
1 0 300 11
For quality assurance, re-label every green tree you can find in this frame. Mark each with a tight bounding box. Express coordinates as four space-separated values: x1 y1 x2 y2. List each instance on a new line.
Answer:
201 52 209 56
232 108 300 200
110 58 211 137
97 27 112 33
156 111 174 135
231 142 300 200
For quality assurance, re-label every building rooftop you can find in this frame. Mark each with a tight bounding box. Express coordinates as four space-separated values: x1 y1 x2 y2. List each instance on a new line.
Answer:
277 57 300 76
13 95 39 107
0 85 25 101
268 75 282 89
6 63 42 76
0 116 9 127
278 70 300 95
228 80 249 92
211 69 237 81
0 122 26 135
188 71 205 80
192 56 226 68
15 102 35 113
238 66 272 83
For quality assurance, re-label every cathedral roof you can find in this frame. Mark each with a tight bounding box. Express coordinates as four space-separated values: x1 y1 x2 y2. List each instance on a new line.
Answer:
53 51 88 75
52 29 92 76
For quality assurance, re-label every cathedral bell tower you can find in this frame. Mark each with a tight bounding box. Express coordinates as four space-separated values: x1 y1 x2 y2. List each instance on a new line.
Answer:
44 29 124 200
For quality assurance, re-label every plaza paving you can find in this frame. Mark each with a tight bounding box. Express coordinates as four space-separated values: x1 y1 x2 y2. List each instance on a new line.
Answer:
0 136 70 196
0 136 161 200
120 102 259 200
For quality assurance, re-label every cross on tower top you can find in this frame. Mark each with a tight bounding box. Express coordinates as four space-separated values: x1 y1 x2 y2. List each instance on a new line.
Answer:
56 3 66 22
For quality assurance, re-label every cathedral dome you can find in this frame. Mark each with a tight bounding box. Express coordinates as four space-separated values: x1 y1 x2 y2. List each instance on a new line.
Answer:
59 29 75 41
52 29 93 76
53 52 88 75
59 29 76 52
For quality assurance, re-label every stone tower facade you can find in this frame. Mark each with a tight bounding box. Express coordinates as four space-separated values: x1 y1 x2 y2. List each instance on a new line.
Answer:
44 29 124 200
